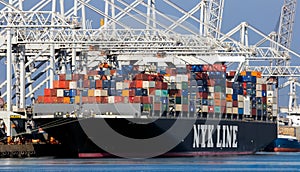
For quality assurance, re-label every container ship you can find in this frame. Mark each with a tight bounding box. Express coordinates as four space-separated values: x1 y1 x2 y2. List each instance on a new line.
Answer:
28 56 277 158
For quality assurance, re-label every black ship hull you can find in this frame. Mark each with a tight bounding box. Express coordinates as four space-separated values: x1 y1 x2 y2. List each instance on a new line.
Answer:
33 117 277 158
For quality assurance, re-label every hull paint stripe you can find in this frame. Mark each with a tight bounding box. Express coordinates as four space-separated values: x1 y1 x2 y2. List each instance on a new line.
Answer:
78 151 254 158
274 147 300 152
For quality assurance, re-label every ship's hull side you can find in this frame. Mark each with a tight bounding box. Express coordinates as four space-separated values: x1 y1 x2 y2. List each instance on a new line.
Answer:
34 117 277 158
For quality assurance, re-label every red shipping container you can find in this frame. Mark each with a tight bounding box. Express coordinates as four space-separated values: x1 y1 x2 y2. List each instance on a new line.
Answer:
153 103 161 111
129 81 136 88
242 82 247 89
262 84 267 90
44 88 52 97
169 89 178 96
182 104 189 112
88 97 96 103
155 81 163 89
198 92 208 99
252 108 257 116
114 96 124 103
134 74 145 80
96 80 103 88
175 90 182 97
134 96 142 103
82 97 88 103
142 96 152 104
83 80 90 88
208 106 214 113
262 97 267 103
226 81 233 87
57 97 64 103
59 81 69 89
96 97 102 103
149 88 156 95
232 101 238 107
44 97 57 104
162 82 168 90
101 97 108 103
129 89 136 96
129 96 135 103
59 74 66 81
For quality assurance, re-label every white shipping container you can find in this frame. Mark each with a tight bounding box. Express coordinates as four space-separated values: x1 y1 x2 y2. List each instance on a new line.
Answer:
142 81 149 88
69 81 77 89
226 102 233 108
176 83 182 89
94 89 101 96
176 75 183 83
57 89 64 97
256 91 262 97
226 88 233 94
244 96 251 115
108 96 115 103
238 102 244 108
123 82 129 89
116 82 123 90
238 95 244 102
101 90 108 96
202 106 208 112
256 84 262 91
208 87 214 93
256 78 263 84
272 104 278 110
267 91 274 97
226 108 232 114
175 104 182 111
169 76 176 82
232 107 238 114
181 75 189 82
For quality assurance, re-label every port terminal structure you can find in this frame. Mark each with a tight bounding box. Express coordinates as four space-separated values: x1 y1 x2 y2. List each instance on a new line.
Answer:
0 0 298 137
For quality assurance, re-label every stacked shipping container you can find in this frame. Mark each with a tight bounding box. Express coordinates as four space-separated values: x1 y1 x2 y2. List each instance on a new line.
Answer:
36 63 274 120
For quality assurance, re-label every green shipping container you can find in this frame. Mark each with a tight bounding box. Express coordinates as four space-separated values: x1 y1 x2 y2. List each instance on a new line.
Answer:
143 104 152 111
214 106 221 113
175 97 181 104
182 82 188 90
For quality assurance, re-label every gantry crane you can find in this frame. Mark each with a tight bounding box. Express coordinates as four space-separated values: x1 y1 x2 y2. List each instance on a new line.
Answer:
0 0 299 123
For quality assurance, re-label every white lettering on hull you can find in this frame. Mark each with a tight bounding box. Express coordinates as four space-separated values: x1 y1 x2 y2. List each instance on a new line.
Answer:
192 124 238 149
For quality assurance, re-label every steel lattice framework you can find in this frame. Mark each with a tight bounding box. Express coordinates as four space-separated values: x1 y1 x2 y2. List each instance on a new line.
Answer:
0 0 298 113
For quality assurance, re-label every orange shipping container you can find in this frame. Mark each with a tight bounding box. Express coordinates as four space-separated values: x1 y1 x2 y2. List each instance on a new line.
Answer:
135 80 143 88
96 80 103 88
53 80 60 89
37 96 44 103
226 94 232 101
240 71 246 76
251 71 257 76
63 97 70 104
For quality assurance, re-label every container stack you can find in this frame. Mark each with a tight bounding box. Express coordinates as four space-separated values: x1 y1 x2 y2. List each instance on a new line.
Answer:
36 62 274 121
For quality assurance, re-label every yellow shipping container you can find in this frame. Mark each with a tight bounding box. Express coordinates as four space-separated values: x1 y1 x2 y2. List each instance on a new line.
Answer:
122 90 129 97
88 89 95 97
240 71 246 76
75 96 80 104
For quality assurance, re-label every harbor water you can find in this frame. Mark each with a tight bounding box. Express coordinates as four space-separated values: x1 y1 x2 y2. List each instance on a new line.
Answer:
0 152 299 171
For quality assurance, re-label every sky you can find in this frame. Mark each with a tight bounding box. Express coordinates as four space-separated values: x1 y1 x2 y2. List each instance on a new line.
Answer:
0 0 300 108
